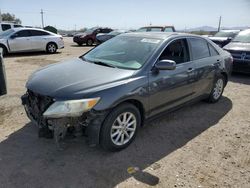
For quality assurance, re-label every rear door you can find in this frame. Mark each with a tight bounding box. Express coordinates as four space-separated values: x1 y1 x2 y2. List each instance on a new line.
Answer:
187 37 220 97
29 30 51 50
8 30 32 52
148 38 196 116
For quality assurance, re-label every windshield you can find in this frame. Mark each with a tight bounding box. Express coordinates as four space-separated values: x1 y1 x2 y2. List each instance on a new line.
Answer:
214 31 238 38
83 36 162 70
85 27 98 34
233 30 250 43
0 29 15 38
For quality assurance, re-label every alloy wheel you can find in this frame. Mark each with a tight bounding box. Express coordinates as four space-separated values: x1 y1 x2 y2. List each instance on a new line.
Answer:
110 112 137 146
213 78 224 100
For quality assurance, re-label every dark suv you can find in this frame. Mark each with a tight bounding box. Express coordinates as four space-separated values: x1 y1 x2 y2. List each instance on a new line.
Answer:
0 48 7 96
73 27 113 46
22 32 232 151
223 29 250 73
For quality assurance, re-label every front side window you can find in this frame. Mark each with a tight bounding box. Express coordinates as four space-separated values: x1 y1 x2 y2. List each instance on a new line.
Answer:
14 30 31 38
137 28 148 32
1 24 11 31
159 39 190 64
83 36 162 70
189 38 210 60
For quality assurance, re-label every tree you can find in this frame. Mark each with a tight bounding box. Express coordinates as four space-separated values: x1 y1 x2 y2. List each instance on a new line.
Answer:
1 13 22 24
44 26 57 34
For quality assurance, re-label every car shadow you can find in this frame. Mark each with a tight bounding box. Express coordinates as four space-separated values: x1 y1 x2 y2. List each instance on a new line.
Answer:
0 97 232 188
230 72 250 85
70 44 97 47
4 51 62 58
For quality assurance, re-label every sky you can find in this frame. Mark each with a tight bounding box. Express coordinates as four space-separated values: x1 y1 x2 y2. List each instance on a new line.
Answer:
1 0 250 30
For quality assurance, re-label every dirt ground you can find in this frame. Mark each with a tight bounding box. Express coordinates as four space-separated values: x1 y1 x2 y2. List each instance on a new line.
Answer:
0 37 249 188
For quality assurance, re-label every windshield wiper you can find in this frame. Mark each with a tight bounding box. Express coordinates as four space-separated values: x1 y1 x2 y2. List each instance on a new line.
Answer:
92 61 116 68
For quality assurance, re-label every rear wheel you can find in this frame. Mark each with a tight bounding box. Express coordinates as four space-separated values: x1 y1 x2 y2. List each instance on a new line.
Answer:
100 103 141 151
46 43 57 54
86 39 93 46
207 75 225 103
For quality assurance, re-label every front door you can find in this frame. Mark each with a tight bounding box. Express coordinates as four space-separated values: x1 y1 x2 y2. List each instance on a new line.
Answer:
148 38 196 117
8 30 32 52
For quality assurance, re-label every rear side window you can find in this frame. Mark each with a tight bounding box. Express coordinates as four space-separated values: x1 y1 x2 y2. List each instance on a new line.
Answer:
189 38 210 60
149 28 162 32
14 30 31 37
1 24 11 31
30 30 50 36
208 43 219 56
164 27 174 32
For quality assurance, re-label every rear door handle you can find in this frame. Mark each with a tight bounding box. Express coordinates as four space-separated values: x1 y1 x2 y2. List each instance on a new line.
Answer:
187 68 194 73
217 59 222 63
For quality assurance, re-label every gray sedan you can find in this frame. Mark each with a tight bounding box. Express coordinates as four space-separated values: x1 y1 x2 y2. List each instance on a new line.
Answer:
0 28 64 55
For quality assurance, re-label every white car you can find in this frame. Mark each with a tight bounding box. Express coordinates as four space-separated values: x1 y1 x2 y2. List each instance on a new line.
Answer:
0 28 64 55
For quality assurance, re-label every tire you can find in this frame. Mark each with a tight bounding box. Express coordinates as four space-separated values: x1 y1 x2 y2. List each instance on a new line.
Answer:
46 42 57 54
77 42 83 46
86 39 93 46
206 75 225 103
0 45 8 56
100 103 141 151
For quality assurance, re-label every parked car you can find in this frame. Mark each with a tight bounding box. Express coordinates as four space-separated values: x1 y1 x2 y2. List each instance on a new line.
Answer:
0 48 7 96
73 27 113 46
223 29 250 73
22 32 232 151
209 30 240 47
0 28 64 56
137 26 176 32
0 22 22 33
96 30 128 44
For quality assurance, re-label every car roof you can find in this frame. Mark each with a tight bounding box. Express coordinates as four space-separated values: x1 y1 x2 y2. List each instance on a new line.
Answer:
121 32 197 40
11 27 52 33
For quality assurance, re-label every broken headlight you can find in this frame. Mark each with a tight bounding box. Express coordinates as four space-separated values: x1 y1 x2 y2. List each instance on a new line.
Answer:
43 98 100 118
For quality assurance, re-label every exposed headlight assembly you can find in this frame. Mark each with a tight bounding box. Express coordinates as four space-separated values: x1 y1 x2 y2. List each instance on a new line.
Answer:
43 98 100 118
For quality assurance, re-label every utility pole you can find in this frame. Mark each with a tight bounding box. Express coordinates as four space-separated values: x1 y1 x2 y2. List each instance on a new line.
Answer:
0 9 2 22
218 16 222 32
40 9 44 28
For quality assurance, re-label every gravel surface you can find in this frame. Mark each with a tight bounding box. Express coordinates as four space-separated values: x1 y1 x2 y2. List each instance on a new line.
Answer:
0 38 249 188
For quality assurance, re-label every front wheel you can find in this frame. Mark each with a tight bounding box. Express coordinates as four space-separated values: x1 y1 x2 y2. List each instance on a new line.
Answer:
207 75 225 103
100 103 141 151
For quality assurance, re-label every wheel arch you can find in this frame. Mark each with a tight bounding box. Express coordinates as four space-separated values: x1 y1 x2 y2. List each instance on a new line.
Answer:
46 41 58 49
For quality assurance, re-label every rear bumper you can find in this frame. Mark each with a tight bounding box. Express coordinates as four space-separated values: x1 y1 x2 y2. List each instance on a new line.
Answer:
57 40 64 49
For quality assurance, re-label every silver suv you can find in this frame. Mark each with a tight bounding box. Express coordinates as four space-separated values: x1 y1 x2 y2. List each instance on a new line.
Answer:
0 28 64 55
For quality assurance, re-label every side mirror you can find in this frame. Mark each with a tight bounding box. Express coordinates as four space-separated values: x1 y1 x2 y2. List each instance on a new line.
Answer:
155 60 176 70
10 34 17 39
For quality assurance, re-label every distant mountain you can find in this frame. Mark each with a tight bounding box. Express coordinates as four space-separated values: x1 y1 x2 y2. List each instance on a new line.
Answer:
185 26 217 32
181 26 250 32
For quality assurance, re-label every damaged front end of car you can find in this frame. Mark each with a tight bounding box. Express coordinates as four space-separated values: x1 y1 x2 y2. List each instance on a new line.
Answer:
21 90 107 149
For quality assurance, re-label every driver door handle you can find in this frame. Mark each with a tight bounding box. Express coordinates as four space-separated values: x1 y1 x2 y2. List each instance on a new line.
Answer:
187 68 194 73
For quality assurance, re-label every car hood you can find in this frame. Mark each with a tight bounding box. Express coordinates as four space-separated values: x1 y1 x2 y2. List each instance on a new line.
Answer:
26 58 136 99
209 37 229 42
223 42 250 51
